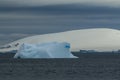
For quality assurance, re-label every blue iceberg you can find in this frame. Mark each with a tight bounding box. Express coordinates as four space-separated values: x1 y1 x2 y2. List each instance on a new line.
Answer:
14 42 77 58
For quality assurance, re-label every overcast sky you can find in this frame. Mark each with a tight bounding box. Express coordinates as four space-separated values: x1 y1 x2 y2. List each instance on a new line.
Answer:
1 0 120 7
0 0 120 45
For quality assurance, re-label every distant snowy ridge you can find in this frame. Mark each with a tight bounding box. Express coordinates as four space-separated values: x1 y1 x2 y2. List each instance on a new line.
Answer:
0 28 120 52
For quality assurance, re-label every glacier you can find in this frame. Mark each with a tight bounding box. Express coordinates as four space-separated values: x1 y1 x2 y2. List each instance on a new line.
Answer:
14 42 77 58
1 28 120 53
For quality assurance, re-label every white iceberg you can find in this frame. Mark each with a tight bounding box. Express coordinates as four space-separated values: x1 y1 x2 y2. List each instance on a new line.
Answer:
14 42 77 58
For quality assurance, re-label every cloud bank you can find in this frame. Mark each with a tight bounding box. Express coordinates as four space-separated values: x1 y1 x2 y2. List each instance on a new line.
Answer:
1 0 120 7
0 33 34 45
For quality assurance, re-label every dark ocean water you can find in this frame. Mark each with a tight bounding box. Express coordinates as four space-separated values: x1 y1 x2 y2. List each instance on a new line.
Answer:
0 52 120 80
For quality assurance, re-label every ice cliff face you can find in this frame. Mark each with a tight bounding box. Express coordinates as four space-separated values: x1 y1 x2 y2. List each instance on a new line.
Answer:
14 42 77 58
1 28 120 52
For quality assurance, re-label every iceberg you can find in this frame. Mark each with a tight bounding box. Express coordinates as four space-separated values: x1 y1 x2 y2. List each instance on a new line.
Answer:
14 42 77 58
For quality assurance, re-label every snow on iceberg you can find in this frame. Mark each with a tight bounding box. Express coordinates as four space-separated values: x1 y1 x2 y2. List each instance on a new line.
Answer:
14 42 77 58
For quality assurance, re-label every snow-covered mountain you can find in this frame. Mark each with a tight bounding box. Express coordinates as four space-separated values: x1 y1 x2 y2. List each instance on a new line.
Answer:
0 28 120 53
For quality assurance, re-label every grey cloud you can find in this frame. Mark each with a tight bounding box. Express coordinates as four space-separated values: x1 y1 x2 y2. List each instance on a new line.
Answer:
0 13 120 34
1 0 120 7
0 33 34 45
0 4 120 15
